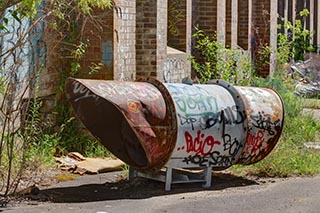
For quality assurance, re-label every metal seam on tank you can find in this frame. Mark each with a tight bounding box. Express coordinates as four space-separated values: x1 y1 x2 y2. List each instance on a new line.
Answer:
205 79 249 166
139 77 178 170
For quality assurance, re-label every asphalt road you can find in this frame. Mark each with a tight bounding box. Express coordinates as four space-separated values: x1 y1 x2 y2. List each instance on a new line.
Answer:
3 171 320 213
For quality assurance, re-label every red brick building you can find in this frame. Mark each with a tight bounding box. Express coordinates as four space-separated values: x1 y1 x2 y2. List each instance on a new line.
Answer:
38 0 319 120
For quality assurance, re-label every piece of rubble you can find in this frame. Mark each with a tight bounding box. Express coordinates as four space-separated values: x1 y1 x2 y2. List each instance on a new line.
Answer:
55 152 125 174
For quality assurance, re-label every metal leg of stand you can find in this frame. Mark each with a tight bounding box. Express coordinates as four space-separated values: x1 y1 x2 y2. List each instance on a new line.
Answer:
165 167 172 191
129 167 137 179
203 167 212 189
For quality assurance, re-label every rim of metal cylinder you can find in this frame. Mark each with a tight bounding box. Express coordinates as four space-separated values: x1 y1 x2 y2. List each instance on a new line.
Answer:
207 79 285 165
205 79 249 168
240 86 285 165
66 77 178 173
137 77 178 170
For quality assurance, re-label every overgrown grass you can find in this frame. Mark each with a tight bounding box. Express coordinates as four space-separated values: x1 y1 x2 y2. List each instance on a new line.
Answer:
231 72 320 177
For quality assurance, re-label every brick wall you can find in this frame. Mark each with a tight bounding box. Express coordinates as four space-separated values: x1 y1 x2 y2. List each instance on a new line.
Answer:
39 14 60 98
40 7 115 98
192 0 217 36
253 1 271 77
238 1 249 49
136 0 157 78
226 0 232 47
114 0 136 81
136 0 167 81
78 9 114 80
191 0 217 64
167 0 187 52
38 6 116 124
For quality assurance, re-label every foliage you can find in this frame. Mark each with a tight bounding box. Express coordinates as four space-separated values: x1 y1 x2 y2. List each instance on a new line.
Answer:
231 10 320 176
0 0 114 197
258 9 315 66
189 27 256 85
0 0 41 31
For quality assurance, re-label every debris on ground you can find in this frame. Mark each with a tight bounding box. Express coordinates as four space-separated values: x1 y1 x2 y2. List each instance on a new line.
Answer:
55 152 125 175
290 53 320 98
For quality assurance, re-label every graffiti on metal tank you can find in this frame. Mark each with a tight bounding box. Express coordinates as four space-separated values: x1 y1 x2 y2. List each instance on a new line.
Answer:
178 106 246 131
167 84 219 115
182 151 234 168
72 81 99 102
176 130 221 156
250 111 281 136
245 130 265 156
178 133 241 168
163 58 186 83
90 81 161 102
241 110 282 163
222 133 241 156
168 84 247 168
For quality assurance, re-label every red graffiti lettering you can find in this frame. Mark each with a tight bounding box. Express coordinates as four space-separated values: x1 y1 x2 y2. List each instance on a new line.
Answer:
246 130 265 155
184 130 221 156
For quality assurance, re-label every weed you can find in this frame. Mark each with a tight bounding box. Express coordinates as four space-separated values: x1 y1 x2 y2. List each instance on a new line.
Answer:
189 27 256 85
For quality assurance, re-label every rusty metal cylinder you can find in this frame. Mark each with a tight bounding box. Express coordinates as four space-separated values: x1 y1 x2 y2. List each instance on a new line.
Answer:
206 80 285 165
65 77 284 173
65 78 177 173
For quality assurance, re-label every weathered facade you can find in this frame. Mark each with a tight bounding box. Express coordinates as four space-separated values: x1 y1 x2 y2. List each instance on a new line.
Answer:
2 1 318 122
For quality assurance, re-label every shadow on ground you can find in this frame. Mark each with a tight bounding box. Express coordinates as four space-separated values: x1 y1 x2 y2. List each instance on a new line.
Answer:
30 172 258 203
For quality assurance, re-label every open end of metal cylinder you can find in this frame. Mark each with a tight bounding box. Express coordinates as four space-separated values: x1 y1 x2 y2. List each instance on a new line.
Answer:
65 78 148 168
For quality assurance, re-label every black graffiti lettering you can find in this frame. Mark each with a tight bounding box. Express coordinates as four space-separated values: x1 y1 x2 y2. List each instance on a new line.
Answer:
182 151 233 168
201 106 246 129
178 114 197 130
222 134 240 156
209 151 233 167
250 112 280 135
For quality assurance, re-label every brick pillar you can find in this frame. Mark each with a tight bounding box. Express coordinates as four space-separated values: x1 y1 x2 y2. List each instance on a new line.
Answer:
136 0 167 81
113 0 136 81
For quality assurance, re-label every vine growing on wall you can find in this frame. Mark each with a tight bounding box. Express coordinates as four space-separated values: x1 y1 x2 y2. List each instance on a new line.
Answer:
168 0 184 36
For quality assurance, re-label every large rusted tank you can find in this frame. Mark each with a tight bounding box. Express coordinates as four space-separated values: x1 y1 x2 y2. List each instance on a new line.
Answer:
65 77 284 173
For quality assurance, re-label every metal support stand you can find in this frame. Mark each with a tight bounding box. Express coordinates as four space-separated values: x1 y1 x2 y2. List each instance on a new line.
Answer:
129 166 213 191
